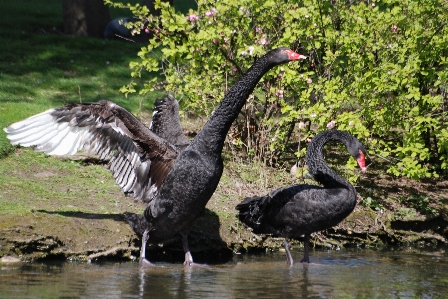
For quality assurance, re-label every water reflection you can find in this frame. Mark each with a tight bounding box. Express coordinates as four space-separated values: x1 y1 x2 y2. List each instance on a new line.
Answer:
1 247 447 298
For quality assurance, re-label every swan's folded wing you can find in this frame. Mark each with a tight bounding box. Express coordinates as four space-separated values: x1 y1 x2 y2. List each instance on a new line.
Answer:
4 100 178 203
149 94 190 151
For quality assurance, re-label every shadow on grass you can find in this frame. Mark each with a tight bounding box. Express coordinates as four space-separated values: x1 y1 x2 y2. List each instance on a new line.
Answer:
36 209 127 222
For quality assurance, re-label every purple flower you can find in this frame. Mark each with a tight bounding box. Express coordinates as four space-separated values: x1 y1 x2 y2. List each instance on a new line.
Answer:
186 13 199 22
326 120 336 129
298 122 306 129
391 24 398 32
258 35 267 45
371 3 376 7
276 90 284 98
306 78 313 84
205 8 218 17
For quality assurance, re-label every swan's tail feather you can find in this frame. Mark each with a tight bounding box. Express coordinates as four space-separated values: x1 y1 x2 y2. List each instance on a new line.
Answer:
123 212 147 237
235 195 267 230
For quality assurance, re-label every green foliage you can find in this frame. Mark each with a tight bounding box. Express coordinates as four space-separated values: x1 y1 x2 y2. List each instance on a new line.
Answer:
409 194 436 215
396 207 417 219
107 0 448 179
361 196 384 211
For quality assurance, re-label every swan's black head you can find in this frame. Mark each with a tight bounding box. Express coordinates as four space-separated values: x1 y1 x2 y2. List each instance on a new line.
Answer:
266 47 307 64
347 136 367 172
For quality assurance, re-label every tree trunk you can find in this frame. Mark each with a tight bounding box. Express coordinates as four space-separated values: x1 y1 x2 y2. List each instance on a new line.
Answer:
62 0 111 38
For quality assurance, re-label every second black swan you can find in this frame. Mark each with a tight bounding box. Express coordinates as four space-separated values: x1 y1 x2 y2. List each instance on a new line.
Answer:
4 47 306 266
236 130 367 265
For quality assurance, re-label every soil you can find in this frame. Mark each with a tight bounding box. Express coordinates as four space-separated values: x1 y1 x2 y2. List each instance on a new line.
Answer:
1 119 448 263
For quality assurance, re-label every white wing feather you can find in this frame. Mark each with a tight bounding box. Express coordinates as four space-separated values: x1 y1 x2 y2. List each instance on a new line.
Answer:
3 105 162 202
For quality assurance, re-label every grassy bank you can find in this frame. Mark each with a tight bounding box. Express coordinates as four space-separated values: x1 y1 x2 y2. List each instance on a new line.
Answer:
0 0 165 157
1 0 448 262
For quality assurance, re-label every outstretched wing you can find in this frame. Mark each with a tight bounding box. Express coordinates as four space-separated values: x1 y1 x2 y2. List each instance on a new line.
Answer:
149 94 190 151
4 100 178 203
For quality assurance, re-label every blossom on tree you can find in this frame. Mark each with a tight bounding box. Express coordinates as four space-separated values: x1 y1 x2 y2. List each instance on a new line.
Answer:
326 120 336 129
248 46 254 55
205 8 218 17
186 13 199 22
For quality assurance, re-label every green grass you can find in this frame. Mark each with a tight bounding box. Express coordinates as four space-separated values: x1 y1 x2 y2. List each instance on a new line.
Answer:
0 149 130 215
0 0 197 217
0 0 168 157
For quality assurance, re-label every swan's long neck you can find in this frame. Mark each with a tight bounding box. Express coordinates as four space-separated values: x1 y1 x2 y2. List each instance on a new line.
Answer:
306 131 354 189
190 55 278 155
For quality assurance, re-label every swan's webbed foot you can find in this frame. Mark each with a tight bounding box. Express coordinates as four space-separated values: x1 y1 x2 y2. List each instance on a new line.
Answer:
139 258 157 267
300 257 310 263
284 238 294 266
181 234 209 268
184 250 194 267
183 251 209 268
139 229 159 267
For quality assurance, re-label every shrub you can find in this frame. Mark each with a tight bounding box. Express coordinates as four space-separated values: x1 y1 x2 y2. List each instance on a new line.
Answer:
106 0 448 179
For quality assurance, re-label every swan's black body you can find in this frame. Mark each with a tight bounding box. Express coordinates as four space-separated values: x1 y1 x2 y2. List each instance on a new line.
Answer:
4 47 306 266
236 130 367 265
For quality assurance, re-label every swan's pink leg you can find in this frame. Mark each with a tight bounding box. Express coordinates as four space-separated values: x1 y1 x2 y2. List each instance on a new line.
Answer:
139 229 156 267
284 238 294 266
182 234 194 266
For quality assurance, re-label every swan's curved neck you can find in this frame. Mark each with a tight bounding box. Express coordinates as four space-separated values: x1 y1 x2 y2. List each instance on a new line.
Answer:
306 131 354 188
190 55 277 154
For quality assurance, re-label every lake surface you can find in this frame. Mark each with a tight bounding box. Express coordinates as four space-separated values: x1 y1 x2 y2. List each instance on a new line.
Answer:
1 247 447 298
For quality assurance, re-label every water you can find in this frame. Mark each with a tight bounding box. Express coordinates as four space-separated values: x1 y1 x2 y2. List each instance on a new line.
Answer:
1 247 447 298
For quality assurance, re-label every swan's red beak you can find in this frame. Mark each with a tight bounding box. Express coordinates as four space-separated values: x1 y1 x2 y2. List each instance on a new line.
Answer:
357 150 367 173
284 49 307 61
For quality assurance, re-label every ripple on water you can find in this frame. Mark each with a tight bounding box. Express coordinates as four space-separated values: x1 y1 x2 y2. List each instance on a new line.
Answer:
0 248 447 298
